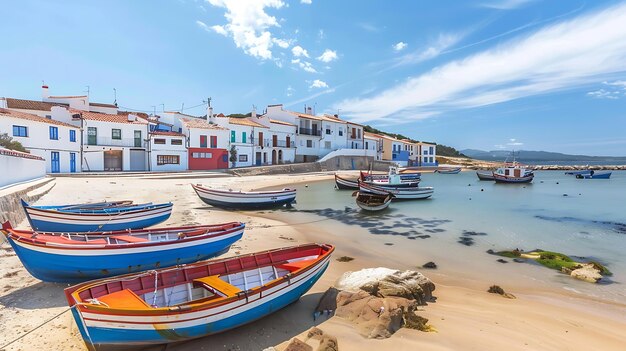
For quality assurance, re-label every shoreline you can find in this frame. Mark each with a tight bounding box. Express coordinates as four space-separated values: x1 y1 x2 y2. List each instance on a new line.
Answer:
1 172 625 350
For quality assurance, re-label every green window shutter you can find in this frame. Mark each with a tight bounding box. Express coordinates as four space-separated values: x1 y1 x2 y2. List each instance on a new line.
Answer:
231 131 236 142
242 132 247 143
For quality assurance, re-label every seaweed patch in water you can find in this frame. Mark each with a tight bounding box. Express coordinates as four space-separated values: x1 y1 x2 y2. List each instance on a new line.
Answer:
458 237 475 246
535 215 626 235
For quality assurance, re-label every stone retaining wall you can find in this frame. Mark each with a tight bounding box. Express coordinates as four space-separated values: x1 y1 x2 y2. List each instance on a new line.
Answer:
229 156 394 176
0 178 55 229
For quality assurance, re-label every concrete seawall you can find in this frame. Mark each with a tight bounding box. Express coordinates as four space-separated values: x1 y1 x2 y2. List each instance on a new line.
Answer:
0 178 56 231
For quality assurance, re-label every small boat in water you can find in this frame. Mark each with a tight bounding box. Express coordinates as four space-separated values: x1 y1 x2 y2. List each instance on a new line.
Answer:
65 243 334 349
575 171 611 179
192 184 296 209
353 191 393 211
334 174 359 190
565 170 592 175
493 165 534 183
21 200 173 232
476 171 496 181
361 166 420 188
359 181 434 200
436 167 461 174
1 221 245 283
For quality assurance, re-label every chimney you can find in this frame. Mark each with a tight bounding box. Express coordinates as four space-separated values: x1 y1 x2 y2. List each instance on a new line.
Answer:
251 106 257 118
306 106 313 115
42 85 49 100
207 106 215 123
127 114 136 122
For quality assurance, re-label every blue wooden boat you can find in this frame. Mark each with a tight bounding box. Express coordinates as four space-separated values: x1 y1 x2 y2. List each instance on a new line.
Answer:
21 200 173 232
565 170 591 175
1 221 245 283
192 184 296 209
575 171 611 179
64 243 334 349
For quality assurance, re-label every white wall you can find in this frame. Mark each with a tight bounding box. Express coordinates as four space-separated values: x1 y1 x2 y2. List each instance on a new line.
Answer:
0 115 81 173
150 135 188 171
0 151 46 188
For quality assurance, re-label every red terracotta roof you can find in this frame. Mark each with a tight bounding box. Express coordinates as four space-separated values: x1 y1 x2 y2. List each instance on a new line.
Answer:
0 108 78 128
269 119 297 127
0 147 44 161
150 131 185 137
117 110 150 119
80 111 148 124
227 117 268 128
3 98 67 111
180 117 227 130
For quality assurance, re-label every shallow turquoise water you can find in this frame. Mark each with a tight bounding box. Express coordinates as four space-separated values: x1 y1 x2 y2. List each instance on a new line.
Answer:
269 171 626 302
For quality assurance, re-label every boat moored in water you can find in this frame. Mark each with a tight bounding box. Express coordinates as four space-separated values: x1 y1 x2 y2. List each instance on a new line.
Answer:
353 191 393 211
492 164 534 183
334 174 359 190
436 167 461 174
359 181 434 200
64 243 334 350
1 221 245 283
360 166 420 188
192 184 296 209
575 171 611 179
476 171 496 181
21 200 173 232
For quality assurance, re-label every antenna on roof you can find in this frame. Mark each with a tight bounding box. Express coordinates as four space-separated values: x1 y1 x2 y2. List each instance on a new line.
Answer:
113 88 117 106
151 105 156 116
160 103 165 112
314 102 317 115
85 85 90 97
180 103 184 112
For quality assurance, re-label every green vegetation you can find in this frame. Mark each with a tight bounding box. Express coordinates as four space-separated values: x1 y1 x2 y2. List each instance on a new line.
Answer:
494 249 612 276
0 133 27 152
229 145 237 167
363 125 466 157
227 113 252 118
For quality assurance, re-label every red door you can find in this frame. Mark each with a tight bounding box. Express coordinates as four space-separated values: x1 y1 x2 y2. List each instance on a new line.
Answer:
258 132 263 146
272 135 278 147
286 136 291 148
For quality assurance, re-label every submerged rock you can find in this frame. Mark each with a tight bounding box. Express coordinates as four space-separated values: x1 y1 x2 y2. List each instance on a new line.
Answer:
570 264 603 283
487 285 516 299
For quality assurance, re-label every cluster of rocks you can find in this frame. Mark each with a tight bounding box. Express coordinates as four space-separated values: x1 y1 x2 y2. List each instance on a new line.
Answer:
532 165 626 171
273 327 338 351
562 263 604 283
316 268 436 339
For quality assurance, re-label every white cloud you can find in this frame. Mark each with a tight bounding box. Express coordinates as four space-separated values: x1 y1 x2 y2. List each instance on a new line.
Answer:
301 0 312 4
604 80 626 88
273 38 290 48
508 138 523 146
393 42 408 51
291 58 317 73
587 89 620 100
390 33 462 68
335 3 626 123
204 0 286 60
318 29 325 40
358 23 381 32
196 20 210 31
310 79 329 89
286 85 295 97
291 45 309 58
317 49 337 63
480 0 534 10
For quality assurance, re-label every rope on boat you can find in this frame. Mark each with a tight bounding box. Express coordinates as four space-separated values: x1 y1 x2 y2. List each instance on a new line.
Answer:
0 307 71 349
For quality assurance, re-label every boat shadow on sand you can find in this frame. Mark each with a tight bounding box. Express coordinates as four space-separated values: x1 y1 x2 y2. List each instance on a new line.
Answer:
0 281 68 309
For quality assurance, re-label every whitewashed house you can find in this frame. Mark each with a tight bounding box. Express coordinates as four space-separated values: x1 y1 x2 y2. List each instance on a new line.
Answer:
364 132 383 161
149 131 188 171
246 110 297 165
49 107 150 172
0 108 81 173
415 142 437 166
209 111 268 167
347 122 364 150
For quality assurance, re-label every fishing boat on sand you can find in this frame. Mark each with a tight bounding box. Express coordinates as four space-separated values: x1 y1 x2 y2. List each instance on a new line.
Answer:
476 171 496 181
1 222 245 283
575 171 611 179
359 181 434 200
353 191 393 211
192 184 296 209
21 200 173 232
65 243 334 349
334 174 359 190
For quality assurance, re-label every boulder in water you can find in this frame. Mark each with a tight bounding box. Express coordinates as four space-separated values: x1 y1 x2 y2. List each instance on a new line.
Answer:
570 263 603 283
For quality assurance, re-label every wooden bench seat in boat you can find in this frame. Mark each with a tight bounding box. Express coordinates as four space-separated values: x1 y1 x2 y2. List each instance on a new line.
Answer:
193 276 241 297
96 289 151 309
110 235 149 243
277 259 317 272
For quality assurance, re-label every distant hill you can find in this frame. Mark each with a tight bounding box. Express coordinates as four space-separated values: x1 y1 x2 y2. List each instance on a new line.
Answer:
461 149 626 163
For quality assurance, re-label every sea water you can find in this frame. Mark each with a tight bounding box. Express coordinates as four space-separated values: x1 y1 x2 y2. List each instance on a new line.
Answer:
266 171 626 303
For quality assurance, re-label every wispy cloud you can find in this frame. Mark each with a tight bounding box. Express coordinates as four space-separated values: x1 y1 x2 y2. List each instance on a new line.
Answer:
479 0 534 10
203 0 286 60
393 42 408 52
291 45 309 58
286 85 295 97
357 23 381 32
301 0 312 4
508 138 523 146
317 49 338 63
291 58 317 73
285 88 336 107
587 80 626 99
335 3 626 123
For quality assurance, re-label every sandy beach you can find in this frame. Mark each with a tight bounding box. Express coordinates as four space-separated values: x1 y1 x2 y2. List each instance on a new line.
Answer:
1 172 625 351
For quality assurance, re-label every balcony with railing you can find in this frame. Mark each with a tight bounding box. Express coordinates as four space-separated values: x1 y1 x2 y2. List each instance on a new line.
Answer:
348 132 362 140
87 137 146 148
298 127 321 136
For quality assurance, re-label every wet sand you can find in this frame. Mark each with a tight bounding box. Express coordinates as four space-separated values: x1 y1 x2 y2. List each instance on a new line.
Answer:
1 172 625 351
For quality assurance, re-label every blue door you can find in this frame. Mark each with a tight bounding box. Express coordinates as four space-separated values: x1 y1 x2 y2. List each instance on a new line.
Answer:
70 153 76 173
51 152 60 173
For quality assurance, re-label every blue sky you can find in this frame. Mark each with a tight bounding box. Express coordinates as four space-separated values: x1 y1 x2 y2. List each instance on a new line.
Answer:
1 0 626 155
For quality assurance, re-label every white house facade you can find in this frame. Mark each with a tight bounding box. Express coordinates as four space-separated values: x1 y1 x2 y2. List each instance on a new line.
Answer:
149 131 188 171
0 108 81 173
180 116 230 170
